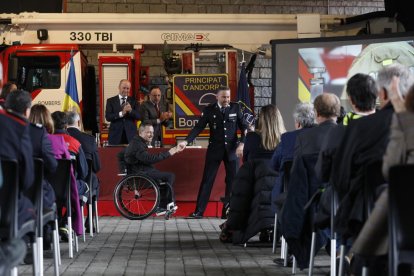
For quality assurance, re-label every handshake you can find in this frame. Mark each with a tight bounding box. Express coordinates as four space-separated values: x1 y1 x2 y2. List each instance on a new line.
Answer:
160 111 173 122
168 144 185 156
177 141 188 151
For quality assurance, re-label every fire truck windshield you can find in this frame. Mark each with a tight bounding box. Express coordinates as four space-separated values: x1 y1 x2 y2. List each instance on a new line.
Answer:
13 56 60 92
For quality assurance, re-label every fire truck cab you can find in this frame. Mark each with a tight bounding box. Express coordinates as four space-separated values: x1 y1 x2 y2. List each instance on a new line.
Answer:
1 12 371 143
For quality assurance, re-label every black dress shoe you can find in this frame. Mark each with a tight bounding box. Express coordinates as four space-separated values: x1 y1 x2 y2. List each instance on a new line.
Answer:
187 212 203 219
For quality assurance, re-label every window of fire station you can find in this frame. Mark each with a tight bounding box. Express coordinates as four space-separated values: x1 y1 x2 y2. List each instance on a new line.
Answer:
14 56 60 92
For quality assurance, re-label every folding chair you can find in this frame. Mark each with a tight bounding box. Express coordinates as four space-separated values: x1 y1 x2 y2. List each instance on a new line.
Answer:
48 159 74 258
85 158 101 237
337 160 384 276
0 159 38 276
389 164 414 276
272 160 293 254
33 158 60 276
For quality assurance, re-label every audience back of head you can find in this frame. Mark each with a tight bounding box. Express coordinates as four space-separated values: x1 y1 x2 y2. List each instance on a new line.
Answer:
377 64 414 107
4 89 32 116
293 102 315 129
256 104 286 150
313 93 341 121
346 73 378 112
66 111 81 127
51 111 68 130
29 104 55 134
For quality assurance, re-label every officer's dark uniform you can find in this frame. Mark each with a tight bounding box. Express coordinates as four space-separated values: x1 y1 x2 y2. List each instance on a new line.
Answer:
30 123 58 208
0 109 35 228
185 102 248 216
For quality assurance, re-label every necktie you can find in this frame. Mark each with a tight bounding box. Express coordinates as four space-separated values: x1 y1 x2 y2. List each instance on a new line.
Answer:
221 106 226 116
121 97 126 106
155 104 160 117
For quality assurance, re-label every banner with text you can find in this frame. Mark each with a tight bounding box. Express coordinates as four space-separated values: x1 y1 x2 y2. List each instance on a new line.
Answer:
173 74 228 129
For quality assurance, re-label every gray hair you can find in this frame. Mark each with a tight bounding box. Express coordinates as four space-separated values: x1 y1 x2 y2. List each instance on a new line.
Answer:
139 123 153 134
376 64 414 97
293 102 315 128
66 111 81 126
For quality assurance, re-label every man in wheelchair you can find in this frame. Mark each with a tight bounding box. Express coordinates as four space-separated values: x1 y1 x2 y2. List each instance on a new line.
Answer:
120 124 182 216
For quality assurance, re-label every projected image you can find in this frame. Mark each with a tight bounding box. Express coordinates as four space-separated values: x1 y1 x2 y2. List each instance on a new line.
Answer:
298 41 414 104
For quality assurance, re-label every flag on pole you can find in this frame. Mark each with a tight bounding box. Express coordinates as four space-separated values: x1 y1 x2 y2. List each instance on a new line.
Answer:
62 52 80 113
237 63 254 125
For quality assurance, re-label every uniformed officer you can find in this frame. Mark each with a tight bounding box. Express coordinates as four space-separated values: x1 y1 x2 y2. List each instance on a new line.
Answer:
178 86 248 218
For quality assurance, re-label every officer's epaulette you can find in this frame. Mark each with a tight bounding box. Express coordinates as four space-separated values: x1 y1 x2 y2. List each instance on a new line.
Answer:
2 109 28 126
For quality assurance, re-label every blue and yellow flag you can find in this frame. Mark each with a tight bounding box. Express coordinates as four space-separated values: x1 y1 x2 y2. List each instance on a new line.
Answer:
62 53 80 113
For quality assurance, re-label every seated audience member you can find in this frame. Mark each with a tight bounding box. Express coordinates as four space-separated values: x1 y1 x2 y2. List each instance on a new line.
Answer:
316 73 378 183
279 93 341 269
331 65 414 275
30 104 73 160
66 111 101 230
349 77 414 274
270 102 315 212
52 111 89 199
51 111 88 237
243 104 285 163
1 90 35 228
0 82 17 108
342 74 377 125
219 159 278 244
313 73 379 238
332 64 414 237
124 124 182 213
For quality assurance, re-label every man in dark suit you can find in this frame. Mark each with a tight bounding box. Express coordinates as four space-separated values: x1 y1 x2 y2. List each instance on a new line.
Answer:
140 86 172 147
178 86 248 219
105 79 140 145
124 124 182 212
1 90 35 228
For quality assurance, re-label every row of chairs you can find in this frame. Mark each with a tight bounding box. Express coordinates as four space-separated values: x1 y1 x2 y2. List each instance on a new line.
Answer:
272 159 414 276
0 157 100 276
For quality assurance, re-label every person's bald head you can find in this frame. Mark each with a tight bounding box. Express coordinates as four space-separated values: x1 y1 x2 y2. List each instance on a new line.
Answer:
313 93 341 123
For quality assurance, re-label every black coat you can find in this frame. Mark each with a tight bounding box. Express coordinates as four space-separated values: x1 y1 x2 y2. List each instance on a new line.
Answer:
332 103 393 237
67 127 101 197
29 123 58 208
124 135 171 173
0 110 34 193
105 95 140 145
226 159 277 244
0 109 34 227
280 153 326 269
185 102 248 161
67 127 101 173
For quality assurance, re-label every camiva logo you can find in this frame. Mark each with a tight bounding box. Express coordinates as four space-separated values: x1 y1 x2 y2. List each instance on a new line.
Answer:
161 33 210 41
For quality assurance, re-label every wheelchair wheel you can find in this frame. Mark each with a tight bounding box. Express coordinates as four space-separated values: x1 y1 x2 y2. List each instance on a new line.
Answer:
114 174 160 220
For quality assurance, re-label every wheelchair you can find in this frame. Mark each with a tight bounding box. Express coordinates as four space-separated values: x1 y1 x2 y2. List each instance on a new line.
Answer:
113 172 177 220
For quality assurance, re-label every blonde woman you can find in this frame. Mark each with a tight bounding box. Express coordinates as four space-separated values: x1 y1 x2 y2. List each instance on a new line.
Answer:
243 104 286 163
